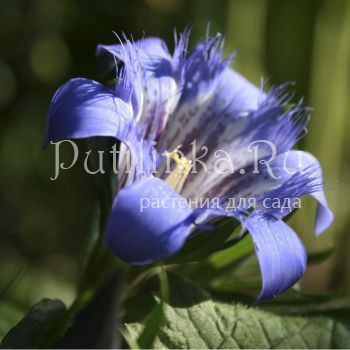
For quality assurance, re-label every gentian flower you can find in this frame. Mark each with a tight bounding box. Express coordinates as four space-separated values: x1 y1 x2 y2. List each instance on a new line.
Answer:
45 31 333 301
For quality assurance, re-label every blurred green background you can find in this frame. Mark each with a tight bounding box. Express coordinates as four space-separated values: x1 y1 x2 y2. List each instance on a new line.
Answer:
0 0 349 338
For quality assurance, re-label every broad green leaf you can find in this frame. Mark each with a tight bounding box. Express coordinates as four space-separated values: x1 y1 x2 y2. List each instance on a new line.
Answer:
0 299 66 349
165 218 241 264
125 273 350 349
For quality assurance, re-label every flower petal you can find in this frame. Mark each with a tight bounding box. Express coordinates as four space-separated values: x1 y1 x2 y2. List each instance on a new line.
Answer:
157 39 238 157
45 78 134 146
272 150 334 235
245 214 307 302
177 35 232 104
98 37 180 140
250 151 334 235
104 177 193 265
215 150 333 236
45 77 157 183
157 65 263 175
156 67 269 198
96 37 173 77
213 67 264 110
139 75 180 141
177 85 308 202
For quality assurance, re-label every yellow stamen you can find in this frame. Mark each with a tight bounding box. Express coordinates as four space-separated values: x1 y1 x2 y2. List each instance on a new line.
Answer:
164 148 192 193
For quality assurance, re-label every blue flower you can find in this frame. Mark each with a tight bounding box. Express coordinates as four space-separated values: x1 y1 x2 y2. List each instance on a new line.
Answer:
45 31 333 301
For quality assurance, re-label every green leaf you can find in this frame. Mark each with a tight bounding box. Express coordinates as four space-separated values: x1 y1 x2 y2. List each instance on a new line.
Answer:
0 267 25 300
135 302 163 349
308 247 334 265
136 266 168 349
85 137 119 211
165 218 241 264
0 302 25 342
77 203 100 289
178 236 257 291
77 138 122 294
55 272 124 349
262 295 350 316
0 299 66 349
126 273 350 349
208 234 254 268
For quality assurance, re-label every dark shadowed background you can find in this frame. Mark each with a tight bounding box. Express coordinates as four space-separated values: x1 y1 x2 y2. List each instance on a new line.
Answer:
0 0 349 337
